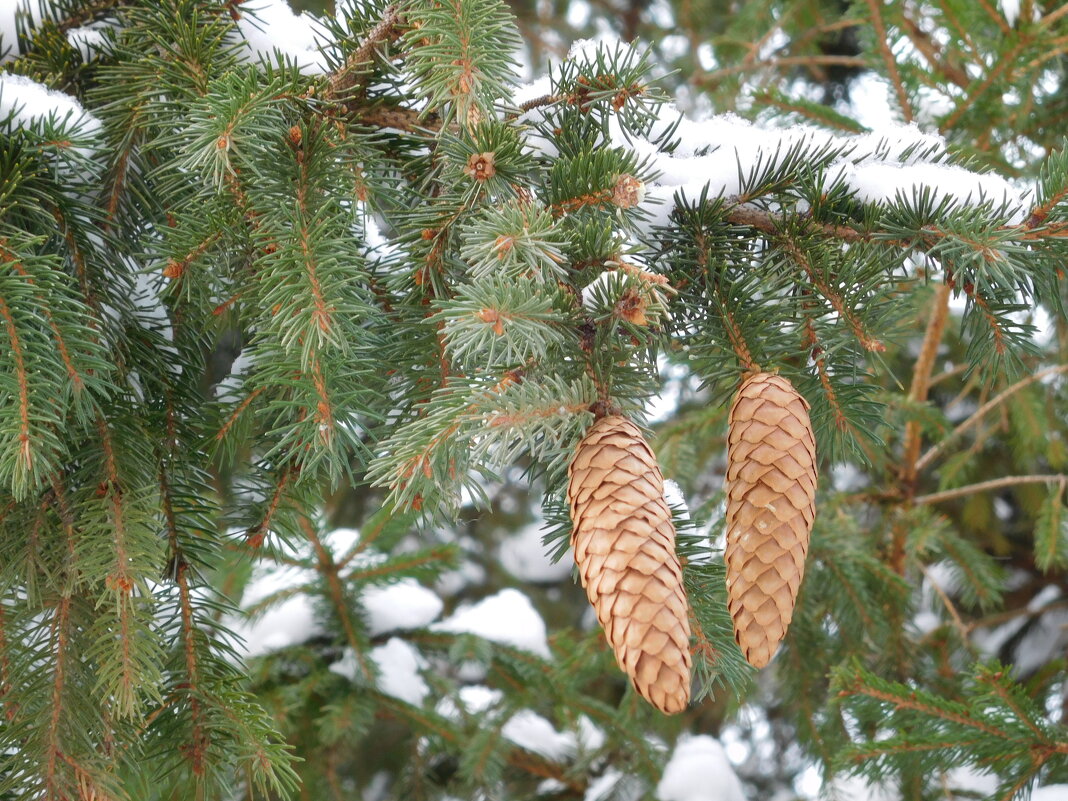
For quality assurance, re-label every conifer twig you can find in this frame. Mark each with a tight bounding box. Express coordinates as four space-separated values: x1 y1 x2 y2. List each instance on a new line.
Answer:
0 296 32 477
862 0 913 121
901 282 952 489
915 364 1068 473
900 15 969 88
785 236 884 351
913 474 1068 506
699 54 868 84
916 563 969 643
301 517 374 682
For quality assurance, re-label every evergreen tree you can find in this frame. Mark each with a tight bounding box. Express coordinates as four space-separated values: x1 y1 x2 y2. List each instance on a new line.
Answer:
1 0 1067 799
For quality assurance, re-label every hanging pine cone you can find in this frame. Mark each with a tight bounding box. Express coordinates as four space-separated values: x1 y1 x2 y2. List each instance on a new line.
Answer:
725 372 817 668
567 415 691 715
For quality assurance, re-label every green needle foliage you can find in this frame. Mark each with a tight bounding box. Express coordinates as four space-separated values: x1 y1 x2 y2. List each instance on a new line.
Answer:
1 0 1068 799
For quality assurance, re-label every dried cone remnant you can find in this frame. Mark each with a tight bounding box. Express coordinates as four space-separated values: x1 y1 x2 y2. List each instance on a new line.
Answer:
567 415 691 714
725 373 817 668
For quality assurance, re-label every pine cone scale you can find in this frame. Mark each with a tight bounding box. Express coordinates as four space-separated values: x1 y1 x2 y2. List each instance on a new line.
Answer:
567 415 691 715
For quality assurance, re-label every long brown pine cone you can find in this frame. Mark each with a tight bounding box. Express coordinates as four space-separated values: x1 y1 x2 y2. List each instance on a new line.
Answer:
567 415 692 715
725 372 817 668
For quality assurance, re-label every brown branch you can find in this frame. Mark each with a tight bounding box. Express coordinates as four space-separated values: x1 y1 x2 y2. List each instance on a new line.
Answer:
301 517 374 682
801 318 878 466
160 451 208 777
0 602 11 719
981 673 1045 740
45 595 71 798
245 463 295 548
841 683 1011 739
96 418 139 717
48 0 125 35
915 364 1068 473
785 237 884 351
965 598 1068 635
975 0 1013 33
699 54 868 84
862 0 913 121
725 204 877 244
914 474 1068 506
943 40 1026 131
2 244 87 394
900 15 969 88
216 385 264 442
1041 4 1068 26
901 282 952 489
916 563 969 643
755 91 868 133
0 295 33 479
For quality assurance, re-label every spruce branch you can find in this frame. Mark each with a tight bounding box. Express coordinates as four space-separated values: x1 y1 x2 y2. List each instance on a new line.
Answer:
783 236 885 352
698 54 869 85
1042 4 1068 26
0 295 33 493
301 517 374 682
942 39 1027 132
863 0 913 121
901 282 952 490
913 474 1068 506
899 15 970 88
915 364 1068 473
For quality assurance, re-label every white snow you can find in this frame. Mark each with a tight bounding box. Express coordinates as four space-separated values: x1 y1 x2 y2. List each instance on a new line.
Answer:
234 0 330 75
372 637 429 705
656 735 746 801
235 594 321 658
215 349 253 402
0 72 101 135
436 685 505 720
585 770 624 801
629 111 1027 228
0 0 47 63
329 637 429 706
501 710 577 761
576 715 606 752
499 518 572 583
1034 786 1068 801
432 588 552 658
999 0 1021 26
517 40 1031 231
362 578 444 635
944 766 999 797
824 775 898 801
66 22 109 61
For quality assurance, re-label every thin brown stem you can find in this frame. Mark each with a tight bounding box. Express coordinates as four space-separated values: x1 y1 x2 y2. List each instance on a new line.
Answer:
916 365 1068 473
862 0 913 121
914 474 1068 506
301 517 374 681
901 283 952 489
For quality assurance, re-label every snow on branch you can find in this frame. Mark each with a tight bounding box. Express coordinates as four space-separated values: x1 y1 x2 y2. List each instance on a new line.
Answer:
0 71 100 134
518 39 1033 233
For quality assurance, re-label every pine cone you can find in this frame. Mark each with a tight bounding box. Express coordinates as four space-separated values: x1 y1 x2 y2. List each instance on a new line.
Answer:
567 415 691 714
725 373 817 668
